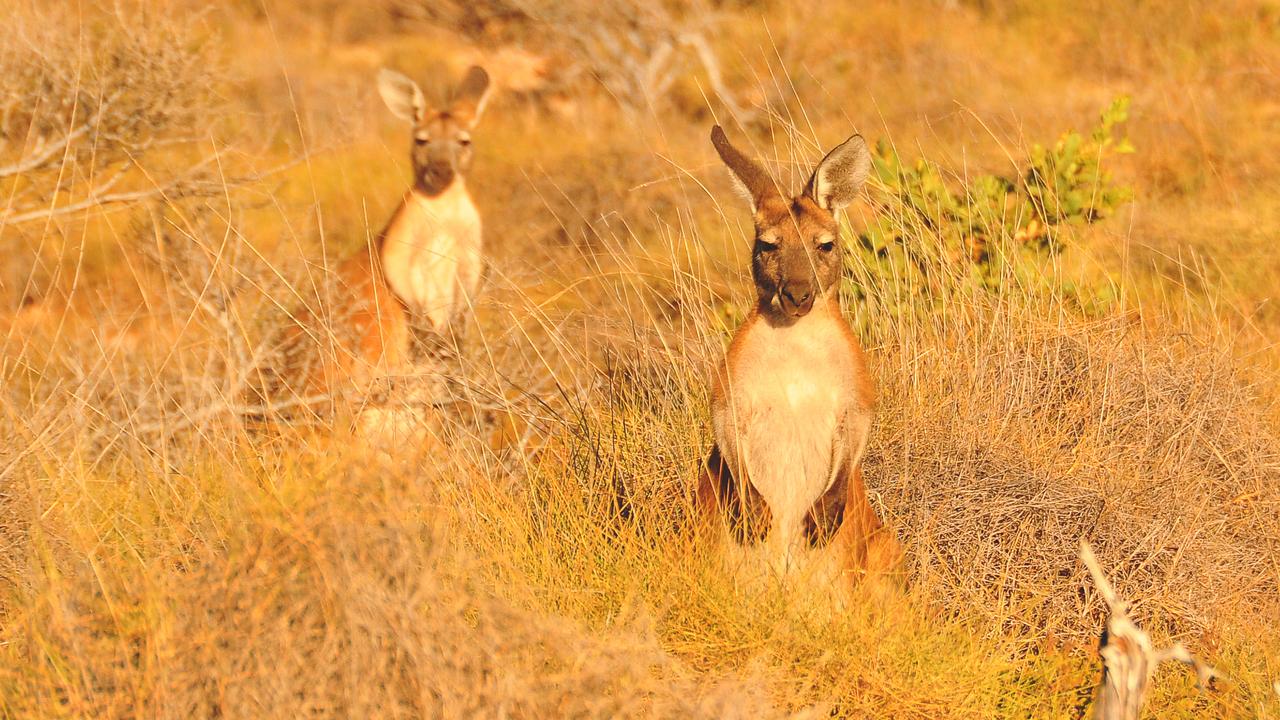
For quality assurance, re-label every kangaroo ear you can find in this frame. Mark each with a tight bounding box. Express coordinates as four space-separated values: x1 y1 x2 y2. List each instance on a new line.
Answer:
710 125 780 212
450 66 491 129
804 134 872 212
377 68 426 124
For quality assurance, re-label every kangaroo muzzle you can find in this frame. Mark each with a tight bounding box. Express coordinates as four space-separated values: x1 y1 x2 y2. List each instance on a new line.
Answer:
418 156 457 195
779 283 815 317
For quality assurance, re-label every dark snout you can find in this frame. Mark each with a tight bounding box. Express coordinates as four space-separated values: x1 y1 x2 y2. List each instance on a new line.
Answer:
778 283 815 317
415 144 460 194
419 163 455 192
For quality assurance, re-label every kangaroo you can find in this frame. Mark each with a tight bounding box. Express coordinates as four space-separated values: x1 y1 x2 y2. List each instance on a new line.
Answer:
373 65 490 340
267 65 491 407
697 125 901 582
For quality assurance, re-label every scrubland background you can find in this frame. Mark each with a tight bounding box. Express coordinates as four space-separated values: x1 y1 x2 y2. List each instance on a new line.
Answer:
2 0 1279 717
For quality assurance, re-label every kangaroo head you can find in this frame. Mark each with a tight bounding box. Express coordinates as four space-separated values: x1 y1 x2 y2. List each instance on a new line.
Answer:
710 125 871 320
378 66 492 196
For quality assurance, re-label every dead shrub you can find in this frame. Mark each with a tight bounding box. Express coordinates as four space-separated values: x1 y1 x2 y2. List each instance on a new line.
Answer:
0 3 221 238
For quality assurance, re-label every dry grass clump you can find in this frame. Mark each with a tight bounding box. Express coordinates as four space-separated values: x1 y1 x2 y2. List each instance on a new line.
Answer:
870 297 1280 639
4 1 1280 718
0 451 779 719
0 2 220 244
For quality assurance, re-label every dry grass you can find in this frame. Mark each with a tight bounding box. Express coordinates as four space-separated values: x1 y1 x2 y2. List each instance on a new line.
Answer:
0 443 788 718
873 296 1280 638
3 1 1280 718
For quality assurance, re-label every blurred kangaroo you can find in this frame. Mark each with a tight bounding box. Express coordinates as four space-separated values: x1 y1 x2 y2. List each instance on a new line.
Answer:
697 125 901 581
267 65 491 405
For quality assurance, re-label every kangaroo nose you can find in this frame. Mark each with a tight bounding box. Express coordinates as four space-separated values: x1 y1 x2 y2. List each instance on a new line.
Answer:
782 287 811 305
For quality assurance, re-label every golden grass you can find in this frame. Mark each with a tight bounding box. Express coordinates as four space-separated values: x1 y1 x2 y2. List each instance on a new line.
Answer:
3 1 1280 717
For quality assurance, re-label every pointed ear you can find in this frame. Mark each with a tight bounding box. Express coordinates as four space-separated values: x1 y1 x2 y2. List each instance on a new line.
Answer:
450 66 491 129
710 125 781 212
804 134 872 212
377 68 426 124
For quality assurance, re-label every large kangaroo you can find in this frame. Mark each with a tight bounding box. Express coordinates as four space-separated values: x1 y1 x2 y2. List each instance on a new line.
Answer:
698 125 900 581
269 65 491 403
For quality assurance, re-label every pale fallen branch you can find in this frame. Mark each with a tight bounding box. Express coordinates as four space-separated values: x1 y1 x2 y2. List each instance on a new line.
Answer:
130 394 334 437
130 370 507 439
1080 539 1218 720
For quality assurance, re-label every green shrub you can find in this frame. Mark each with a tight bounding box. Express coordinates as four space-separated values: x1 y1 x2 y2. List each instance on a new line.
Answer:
843 97 1134 322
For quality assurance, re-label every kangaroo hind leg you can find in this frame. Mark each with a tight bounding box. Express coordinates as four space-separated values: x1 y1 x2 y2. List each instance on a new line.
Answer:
697 444 770 545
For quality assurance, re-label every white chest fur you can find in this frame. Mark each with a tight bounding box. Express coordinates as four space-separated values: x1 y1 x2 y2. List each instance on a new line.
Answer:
380 181 483 332
715 307 856 549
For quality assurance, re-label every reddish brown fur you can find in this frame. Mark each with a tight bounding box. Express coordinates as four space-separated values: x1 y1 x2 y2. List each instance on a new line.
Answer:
259 223 411 408
260 66 491 409
698 125 901 583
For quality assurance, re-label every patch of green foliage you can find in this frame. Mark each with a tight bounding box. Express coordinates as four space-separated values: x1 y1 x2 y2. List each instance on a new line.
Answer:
843 97 1134 319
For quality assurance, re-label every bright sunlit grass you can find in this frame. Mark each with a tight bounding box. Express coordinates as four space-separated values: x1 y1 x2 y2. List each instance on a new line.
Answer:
2 1 1279 718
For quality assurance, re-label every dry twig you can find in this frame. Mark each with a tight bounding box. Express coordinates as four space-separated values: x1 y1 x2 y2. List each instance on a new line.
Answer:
1080 539 1218 720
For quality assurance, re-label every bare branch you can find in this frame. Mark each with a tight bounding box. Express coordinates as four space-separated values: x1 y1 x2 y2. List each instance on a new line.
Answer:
0 120 93 178
0 179 211 226
131 393 335 437
0 93 119 177
1079 538 1120 609
1 155 300 228
0 6 219 234
1081 540 1219 720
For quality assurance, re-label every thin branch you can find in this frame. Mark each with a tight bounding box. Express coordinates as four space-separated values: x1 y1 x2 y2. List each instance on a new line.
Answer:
1 184 186 226
131 394 335 437
1079 538 1121 609
0 96 113 178
0 155 301 227
1080 539 1219 720
0 123 93 178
